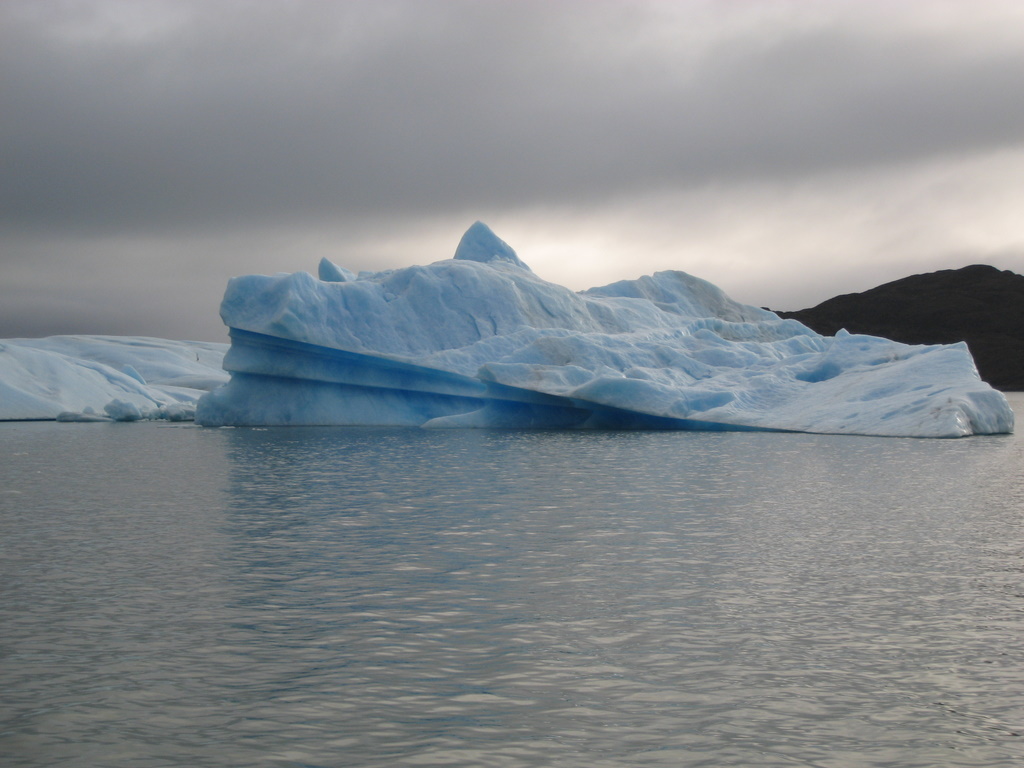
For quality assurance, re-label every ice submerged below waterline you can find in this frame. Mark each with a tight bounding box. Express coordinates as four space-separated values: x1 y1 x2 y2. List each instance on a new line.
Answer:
195 222 1013 438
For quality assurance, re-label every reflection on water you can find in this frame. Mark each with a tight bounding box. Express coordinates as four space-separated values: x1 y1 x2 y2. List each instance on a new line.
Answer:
2 400 1023 767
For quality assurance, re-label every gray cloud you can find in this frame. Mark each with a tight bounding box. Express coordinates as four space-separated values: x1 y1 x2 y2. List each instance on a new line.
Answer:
5 0 1024 235
3 0 1024 339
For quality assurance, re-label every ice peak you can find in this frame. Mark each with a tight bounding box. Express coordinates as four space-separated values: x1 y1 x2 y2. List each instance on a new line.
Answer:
318 257 355 283
453 222 531 271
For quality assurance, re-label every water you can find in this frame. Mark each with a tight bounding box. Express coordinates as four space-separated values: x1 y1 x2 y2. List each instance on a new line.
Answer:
2 395 1023 767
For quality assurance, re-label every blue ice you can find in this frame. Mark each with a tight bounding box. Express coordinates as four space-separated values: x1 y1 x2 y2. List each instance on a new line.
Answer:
194 223 1013 437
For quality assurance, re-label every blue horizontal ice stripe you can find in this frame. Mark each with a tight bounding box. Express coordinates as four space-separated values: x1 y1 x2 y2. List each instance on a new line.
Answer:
476 381 786 430
570 401 791 431
478 378 583 407
225 328 488 398
213 329 792 430
196 371 485 426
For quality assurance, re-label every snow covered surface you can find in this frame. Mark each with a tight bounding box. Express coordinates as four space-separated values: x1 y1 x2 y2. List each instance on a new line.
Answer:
0 336 227 421
193 222 1014 437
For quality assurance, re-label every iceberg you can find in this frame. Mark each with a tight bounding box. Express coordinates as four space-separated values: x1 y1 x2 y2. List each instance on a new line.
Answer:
0 336 228 421
195 223 1013 437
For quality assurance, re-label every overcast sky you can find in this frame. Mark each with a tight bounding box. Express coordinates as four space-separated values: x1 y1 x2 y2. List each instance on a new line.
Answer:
4 0 1024 342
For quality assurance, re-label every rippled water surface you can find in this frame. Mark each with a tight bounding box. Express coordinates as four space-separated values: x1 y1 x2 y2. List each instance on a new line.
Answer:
2 396 1023 767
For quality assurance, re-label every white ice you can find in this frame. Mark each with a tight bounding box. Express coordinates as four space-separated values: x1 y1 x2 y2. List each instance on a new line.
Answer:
0 336 228 422
194 222 1013 437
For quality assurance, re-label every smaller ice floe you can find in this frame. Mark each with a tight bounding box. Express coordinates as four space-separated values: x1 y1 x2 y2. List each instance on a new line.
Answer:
56 407 111 423
0 336 228 422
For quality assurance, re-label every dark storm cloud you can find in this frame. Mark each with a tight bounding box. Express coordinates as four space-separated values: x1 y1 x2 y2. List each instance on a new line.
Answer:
4 0 1024 238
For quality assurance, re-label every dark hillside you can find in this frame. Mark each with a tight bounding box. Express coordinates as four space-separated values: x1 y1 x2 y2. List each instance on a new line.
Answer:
775 265 1024 390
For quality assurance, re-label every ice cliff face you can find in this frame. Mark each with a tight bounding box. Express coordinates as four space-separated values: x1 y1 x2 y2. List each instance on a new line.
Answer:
195 223 1014 437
